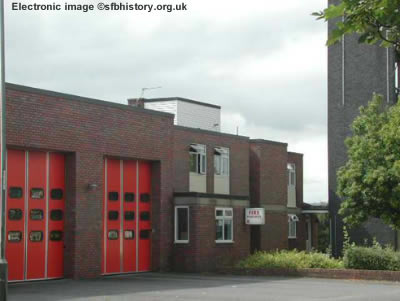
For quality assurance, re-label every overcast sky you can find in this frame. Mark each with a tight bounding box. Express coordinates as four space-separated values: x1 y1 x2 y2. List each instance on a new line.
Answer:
5 0 328 204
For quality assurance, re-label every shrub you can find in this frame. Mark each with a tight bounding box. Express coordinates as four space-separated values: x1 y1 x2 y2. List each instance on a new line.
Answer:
343 243 400 271
237 250 343 270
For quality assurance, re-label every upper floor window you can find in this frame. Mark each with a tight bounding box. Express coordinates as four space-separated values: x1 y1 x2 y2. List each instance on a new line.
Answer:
288 214 299 239
287 163 296 187
189 144 206 174
214 147 229 176
395 61 399 97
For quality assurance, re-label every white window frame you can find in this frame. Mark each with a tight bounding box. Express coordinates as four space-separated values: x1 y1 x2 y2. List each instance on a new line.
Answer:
214 147 230 176
287 163 296 187
215 208 234 243
288 214 299 239
174 206 189 243
189 144 206 175
395 61 399 94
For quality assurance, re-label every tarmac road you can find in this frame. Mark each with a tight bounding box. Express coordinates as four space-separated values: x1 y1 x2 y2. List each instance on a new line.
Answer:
8 272 400 301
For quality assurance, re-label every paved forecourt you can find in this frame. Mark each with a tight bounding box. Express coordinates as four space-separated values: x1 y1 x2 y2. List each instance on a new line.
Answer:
8 273 400 301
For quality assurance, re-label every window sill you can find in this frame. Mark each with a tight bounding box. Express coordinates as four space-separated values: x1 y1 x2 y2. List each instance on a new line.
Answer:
288 237 297 239
174 240 189 244
215 240 234 244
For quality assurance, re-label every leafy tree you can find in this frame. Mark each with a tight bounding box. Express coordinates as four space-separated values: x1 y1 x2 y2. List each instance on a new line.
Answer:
313 0 400 55
337 94 400 229
316 213 330 253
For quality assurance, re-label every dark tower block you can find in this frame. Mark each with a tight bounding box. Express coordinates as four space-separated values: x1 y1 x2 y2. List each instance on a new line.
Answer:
327 0 398 256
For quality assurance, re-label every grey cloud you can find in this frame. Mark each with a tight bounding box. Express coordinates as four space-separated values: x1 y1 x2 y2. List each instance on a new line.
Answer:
4 2 327 131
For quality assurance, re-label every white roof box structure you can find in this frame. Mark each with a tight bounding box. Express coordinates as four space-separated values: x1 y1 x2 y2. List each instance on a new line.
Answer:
142 97 221 132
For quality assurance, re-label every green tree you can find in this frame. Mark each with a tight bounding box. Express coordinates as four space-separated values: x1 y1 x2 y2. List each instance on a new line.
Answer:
316 213 330 253
313 0 400 55
337 94 400 229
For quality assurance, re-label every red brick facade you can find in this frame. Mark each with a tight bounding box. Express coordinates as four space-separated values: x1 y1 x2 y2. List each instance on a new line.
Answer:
4 83 314 279
6 84 175 278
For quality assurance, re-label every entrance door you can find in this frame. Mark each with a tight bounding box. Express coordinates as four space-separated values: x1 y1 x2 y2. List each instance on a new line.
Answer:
6 149 65 281
103 158 152 274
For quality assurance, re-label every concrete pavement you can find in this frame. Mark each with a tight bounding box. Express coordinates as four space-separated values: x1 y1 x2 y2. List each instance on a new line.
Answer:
8 273 400 301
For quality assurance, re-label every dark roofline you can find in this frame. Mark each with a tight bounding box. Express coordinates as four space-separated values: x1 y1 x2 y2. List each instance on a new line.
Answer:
174 125 249 140
250 139 288 147
140 97 221 109
174 192 249 200
288 151 304 156
6 83 174 119
302 202 329 211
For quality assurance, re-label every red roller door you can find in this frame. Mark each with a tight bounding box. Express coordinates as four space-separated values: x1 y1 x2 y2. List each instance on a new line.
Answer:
122 160 137 273
47 153 65 279
6 149 26 281
6 150 65 281
26 151 47 280
138 161 152 272
104 158 121 274
103 158 151 274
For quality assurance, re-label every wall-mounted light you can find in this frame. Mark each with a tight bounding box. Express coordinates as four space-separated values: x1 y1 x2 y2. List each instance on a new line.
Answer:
87 183 98 191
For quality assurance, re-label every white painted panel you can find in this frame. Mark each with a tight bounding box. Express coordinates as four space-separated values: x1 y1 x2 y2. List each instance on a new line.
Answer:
214 175 229 194
189 172 206 193
177 100 220 132
144 101 178 124
287 186 296 208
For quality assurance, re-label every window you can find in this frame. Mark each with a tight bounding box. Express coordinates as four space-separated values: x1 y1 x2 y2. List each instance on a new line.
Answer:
50 231 63 241
287 163 296 187
108 192 119 201
174 206 189 243
124 211 135 221
8 209 23 220
124 230 134 240
51 189 63 200
108 230 119 240
140 211 150 221
215 208 233 242
189 144 206 174
288 214 299 239
9 187 23 199
140 193 150 203
50 210 63 221
31 188 44 199
8 231 22 242
140 229 151 239
124 193 135 202
108 211 119 220
29 231 43 242
30 209 44 220
214 147 229 176
396 61 399 96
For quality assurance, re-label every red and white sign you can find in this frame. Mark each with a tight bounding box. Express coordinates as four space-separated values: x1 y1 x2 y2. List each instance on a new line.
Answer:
245 208 265 225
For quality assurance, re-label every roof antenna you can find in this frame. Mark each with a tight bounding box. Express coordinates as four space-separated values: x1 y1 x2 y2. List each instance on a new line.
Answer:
137 86 162 106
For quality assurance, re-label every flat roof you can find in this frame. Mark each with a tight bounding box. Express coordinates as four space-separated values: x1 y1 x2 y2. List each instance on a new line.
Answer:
250 139 288 147
6 83 174 119
174 125 249 140
142 97 221 109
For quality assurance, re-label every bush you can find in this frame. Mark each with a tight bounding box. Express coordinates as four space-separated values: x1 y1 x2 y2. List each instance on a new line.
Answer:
237 250 343 270
343 243 400 271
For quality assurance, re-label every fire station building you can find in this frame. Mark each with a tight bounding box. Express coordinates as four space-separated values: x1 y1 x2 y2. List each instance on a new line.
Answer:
3 83 318 281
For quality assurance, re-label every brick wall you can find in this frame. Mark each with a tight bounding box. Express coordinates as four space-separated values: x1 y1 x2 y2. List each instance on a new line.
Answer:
250 140 288 206
261 212 288 251
288 152 303 208
249 141 306 252
5 83 309 278
6 84 175 278
172 201 250 272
